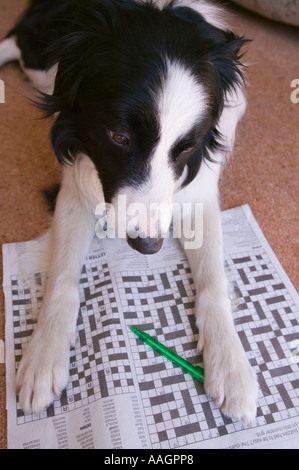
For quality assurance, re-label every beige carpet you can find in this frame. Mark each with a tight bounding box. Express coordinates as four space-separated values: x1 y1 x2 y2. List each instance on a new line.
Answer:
0 0 298 448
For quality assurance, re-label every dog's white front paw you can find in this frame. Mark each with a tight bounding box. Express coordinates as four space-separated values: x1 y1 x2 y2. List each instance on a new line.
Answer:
203 334 259 426
16 329 70 415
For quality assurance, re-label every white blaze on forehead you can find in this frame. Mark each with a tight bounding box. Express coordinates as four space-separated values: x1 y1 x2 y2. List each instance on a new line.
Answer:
157 60 207 153
148 60 207 194
138 60 207 235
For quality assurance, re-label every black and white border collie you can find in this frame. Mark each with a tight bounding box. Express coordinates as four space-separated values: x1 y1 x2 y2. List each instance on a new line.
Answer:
0 0 258 424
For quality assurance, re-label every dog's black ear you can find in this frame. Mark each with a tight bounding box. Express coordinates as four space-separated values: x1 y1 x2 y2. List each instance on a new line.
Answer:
50 109 86 165
37 0 122 164
39 0 120 116
208 31 249 94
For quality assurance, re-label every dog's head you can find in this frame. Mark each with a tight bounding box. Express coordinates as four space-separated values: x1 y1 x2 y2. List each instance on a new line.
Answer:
42 0 247 254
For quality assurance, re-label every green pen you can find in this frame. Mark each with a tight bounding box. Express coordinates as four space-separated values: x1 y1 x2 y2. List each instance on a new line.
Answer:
130 326 204 384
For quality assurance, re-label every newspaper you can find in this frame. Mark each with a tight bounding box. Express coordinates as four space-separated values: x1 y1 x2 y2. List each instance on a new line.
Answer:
2 205 299 449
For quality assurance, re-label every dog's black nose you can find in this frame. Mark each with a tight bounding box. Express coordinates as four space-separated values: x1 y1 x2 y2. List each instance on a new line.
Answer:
127 236 164 255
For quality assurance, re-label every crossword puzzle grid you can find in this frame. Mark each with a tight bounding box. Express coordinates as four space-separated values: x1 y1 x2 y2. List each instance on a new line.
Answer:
117 251 299 448
13 259 135 424
10 246 299 447
227 250 299 425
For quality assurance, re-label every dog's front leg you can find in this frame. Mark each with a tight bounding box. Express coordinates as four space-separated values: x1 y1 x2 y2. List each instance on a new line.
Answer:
180 195 258 425
16 159 98 415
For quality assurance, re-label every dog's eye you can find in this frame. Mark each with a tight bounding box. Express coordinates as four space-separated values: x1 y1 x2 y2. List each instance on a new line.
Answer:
108 130 130 146
181 145 194 154
174 140 194 157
